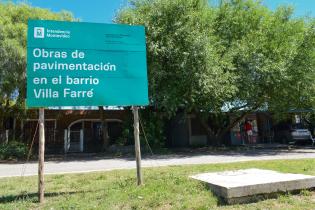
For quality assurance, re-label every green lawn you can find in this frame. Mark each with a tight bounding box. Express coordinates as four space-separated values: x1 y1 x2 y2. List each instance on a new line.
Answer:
1 159 315 210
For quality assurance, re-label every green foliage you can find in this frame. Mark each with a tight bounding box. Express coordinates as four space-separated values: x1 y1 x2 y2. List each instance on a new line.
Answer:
0 141 28 160
0 2 75 118
116 109 166 148
117 0 315 141
116 0 237 116
139 109 166 148
115 113 134 146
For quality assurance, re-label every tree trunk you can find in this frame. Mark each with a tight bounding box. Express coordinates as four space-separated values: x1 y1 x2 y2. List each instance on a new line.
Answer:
216 111 251 142
195 110 252 146
99 106 109 151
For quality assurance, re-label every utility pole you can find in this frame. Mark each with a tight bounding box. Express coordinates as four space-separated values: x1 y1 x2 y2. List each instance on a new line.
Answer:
132 106 143 185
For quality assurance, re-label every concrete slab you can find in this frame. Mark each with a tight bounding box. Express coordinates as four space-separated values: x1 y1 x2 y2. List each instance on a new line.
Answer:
191 168 315 204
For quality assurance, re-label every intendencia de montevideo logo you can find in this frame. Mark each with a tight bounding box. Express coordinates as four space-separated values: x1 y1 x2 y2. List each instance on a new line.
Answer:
34 27 45 38
34 26 71 39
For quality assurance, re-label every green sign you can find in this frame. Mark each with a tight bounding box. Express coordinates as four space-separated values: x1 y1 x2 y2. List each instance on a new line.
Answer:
27 20 148 108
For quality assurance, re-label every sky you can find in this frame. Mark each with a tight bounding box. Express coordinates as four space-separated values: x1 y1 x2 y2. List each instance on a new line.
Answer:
10 0 315 23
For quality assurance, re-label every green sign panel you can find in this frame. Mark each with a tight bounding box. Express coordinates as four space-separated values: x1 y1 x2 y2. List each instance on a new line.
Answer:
27 20 148 107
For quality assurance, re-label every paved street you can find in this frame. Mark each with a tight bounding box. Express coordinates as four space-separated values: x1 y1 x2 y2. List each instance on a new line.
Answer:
1 148 315 178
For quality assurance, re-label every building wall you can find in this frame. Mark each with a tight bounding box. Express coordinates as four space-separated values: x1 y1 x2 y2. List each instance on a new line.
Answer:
18 109 129 153
165 113 190 147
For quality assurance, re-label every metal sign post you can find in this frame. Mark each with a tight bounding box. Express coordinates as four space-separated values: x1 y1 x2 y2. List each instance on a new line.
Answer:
38 108 45 203
132 106 143 185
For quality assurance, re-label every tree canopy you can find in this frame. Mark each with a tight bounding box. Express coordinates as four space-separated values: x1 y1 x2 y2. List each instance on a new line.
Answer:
116 0 315 143
0 2 75 123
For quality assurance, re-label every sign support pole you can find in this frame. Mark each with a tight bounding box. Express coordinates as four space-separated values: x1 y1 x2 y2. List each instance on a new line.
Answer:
38 108 45 203
132 106 143 185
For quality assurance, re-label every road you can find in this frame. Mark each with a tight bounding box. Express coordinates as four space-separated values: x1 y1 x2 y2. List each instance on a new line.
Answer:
1 148 315 178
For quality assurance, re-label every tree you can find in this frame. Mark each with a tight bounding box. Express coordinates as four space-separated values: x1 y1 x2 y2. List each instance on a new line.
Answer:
116 0 315 145
0 3 75 129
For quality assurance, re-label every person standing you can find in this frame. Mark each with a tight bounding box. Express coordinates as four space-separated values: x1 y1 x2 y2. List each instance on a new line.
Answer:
244 120 253 144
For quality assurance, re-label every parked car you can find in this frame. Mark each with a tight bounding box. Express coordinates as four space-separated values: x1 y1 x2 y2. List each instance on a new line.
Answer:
274 123 312 144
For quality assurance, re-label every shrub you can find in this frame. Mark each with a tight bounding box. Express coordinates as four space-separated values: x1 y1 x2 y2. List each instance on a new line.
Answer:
139 110 166 148
116 109 167 149
0 141 28 160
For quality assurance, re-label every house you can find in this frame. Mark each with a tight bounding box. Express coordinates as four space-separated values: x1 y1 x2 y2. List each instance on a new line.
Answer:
166 111 276 147
2 108 313 153
1 108 129 153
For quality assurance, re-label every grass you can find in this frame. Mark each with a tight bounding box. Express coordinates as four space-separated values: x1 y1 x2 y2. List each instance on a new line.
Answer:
1 159 315 209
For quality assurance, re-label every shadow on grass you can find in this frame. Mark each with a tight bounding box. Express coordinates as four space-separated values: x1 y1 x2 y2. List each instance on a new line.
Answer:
0 190 91 204
200 183 226 206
